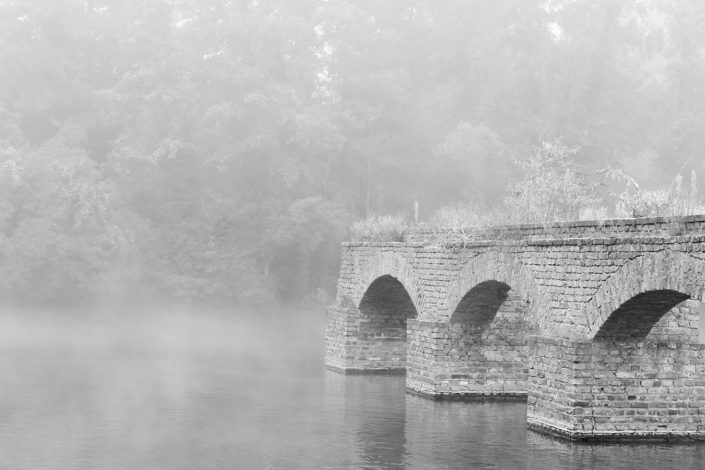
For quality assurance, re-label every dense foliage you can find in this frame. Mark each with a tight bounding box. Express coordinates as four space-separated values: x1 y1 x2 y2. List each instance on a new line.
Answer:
2 0 705 305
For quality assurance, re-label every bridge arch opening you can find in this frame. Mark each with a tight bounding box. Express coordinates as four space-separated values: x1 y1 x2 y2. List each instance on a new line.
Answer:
580 289 705 435
357 275 417 370
359 275 417 320
433 280 530 395
595 290 690 340
450 280 510 328
594 289 700 341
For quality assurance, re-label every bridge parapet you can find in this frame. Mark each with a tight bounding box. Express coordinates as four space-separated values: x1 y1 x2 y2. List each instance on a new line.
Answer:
405 214 705 243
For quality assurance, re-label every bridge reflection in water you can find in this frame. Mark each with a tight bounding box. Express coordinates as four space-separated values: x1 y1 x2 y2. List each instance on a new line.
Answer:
323 371 705 469
0 309 699 468
326 216 705 441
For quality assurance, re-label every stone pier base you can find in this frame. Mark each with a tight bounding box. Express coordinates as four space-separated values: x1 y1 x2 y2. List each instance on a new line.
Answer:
405 319 528 399
527 336 705 441
324 305 408 374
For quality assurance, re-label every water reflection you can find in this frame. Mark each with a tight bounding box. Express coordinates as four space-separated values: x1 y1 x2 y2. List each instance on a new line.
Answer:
0 309 702 469
525 432 705 470
328 373 407 469
352 377 406 470
405 397 527 469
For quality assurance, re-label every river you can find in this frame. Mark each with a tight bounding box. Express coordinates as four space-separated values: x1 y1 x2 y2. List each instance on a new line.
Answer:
0 308 702 469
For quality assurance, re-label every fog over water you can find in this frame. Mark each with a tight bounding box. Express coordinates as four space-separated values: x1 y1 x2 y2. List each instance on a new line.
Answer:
0 308 701 470
4 1 705 468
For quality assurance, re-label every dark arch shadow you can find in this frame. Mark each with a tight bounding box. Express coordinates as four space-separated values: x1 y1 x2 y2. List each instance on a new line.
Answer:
434 280 528 397
355 275 417 372
594 289 690 340
450 280 511 330
583 251 705 340
577 288 705 437
359 275 418 320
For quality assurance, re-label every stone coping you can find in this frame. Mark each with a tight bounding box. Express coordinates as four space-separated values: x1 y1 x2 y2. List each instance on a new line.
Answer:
413 214 705 233
342 233 705 248
345 215 705 245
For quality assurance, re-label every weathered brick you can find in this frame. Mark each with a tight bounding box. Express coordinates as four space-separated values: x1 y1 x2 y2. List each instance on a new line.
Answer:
327 215 705 440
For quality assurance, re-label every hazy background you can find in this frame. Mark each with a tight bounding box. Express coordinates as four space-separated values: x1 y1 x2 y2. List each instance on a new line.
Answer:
4 3 705 468
2 0 705 308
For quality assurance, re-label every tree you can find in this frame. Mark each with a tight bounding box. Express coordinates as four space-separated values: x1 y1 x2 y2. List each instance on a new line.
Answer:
505 141 596 223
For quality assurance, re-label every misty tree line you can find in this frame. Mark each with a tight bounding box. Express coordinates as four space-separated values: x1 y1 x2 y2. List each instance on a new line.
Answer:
1 0 705 306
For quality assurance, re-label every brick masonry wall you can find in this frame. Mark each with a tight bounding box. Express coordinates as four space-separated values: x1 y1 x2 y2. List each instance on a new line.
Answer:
324 306 348 371
335 235 705 339
587 340 705 438
528 301 705 440
326 215 705 439
325 305 408 373
405 214 705 244
526 337 583 434
528 345 705 440
406 293 530 398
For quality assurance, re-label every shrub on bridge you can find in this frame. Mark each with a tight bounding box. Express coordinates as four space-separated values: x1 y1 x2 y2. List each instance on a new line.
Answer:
349 214 407 242
427 203 512 245
504 140 597 224
607 168 705 218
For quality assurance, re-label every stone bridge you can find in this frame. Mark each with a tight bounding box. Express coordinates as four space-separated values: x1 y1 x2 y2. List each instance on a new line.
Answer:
325 216 705 441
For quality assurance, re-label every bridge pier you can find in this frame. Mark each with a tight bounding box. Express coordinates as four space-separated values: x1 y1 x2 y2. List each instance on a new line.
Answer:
325 270 418 374
527 337 597 439
528 333 705 441
324 304 408 374
406 319 528 399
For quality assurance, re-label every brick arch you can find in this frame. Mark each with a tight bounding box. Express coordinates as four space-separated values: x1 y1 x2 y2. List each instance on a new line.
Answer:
359 275 418 319
353 251 422 317
585 250 705 340
450 280 511 326
443 251 544 328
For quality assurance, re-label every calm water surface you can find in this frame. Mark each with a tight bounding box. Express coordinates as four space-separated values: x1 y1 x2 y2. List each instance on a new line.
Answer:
0 308 703 469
